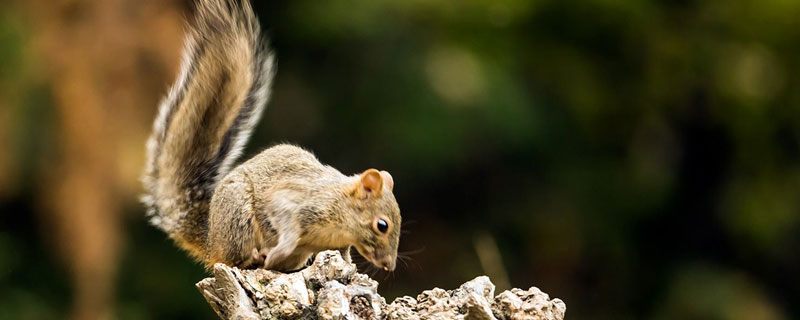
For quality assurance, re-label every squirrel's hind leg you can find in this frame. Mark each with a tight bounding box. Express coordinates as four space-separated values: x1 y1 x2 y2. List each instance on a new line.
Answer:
207 173 264 269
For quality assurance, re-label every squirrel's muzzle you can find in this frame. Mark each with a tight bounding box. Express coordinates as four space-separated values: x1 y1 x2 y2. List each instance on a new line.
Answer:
379 257 396 271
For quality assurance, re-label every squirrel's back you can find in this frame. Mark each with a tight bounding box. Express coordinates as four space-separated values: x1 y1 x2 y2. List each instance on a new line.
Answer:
235 144 342 181
141 0 275 260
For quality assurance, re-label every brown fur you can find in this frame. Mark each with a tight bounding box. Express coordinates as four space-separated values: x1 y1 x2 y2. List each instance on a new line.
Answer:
207 145 401 271
142 0 401 271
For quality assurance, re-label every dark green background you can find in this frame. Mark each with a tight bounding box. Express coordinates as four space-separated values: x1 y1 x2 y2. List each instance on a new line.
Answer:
1 0 799 319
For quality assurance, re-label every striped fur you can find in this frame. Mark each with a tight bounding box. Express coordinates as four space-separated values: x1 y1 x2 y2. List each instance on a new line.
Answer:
141 0 275 260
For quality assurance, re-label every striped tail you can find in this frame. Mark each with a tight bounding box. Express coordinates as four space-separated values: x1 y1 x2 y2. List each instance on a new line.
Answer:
141 0 275 260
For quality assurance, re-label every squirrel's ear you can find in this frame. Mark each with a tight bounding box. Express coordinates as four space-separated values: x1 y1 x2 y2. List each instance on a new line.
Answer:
380 170 394 191
358 169 384 197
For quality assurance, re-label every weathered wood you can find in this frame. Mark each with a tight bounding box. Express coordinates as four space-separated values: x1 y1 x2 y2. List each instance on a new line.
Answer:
197 251 566 320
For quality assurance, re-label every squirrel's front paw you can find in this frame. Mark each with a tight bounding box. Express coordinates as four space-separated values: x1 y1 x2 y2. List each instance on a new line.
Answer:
242 248 269 269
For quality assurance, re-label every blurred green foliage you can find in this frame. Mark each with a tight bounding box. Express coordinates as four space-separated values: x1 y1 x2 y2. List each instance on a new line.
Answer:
2 0 799 319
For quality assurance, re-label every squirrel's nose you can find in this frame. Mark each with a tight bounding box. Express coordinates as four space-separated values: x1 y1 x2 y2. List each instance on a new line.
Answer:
381 259 396 271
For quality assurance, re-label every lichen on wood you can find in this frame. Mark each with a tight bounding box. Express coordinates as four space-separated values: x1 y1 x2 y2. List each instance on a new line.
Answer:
196 250 566 320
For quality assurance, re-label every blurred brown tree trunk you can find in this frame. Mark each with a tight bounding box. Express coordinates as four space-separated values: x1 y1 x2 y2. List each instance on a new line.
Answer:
21 0 187 319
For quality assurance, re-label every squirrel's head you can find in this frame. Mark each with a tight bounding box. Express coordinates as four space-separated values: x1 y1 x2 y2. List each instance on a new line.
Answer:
347 169 401 271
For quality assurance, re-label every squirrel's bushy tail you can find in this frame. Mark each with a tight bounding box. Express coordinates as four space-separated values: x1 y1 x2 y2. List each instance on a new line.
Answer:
142 0 274 260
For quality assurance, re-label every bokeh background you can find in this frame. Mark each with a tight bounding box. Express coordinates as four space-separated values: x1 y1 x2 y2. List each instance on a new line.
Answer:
1 0 799 319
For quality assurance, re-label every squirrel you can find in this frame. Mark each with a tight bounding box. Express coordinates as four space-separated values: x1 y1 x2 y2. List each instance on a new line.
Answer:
141 0 401 272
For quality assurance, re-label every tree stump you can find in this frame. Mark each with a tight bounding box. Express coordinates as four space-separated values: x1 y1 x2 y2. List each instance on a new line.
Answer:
196 251 566 320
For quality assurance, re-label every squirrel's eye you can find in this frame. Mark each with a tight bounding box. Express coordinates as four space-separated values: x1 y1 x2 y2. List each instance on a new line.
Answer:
376 219 389 233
